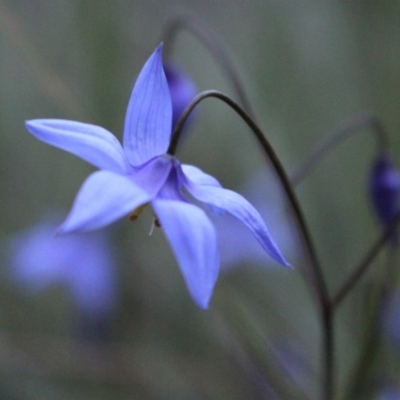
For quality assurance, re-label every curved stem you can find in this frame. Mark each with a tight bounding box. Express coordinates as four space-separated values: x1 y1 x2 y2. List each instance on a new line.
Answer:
331 212 400 309
168 89 333 400
168 90 329 304
291 113 389 186
169 89 334 398
162 16 256 121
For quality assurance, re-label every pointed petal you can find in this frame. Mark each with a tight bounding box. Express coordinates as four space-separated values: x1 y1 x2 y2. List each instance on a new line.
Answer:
180 167 291 268
181 164 225 215
152 197 219 309
26 119 130 174
123 44 172 167
59 171 151 233
181 164 222 187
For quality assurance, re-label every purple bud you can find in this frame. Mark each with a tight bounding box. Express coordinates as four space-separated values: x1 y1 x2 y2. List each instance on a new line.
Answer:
369 153 400 229
164 64 197 130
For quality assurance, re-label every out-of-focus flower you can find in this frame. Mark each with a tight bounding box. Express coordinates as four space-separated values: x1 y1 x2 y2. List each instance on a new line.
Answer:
25 44 289 309
214 171 298 271
7 215 116 317
369 153 400 232
377 387 400 400
164 64 197 130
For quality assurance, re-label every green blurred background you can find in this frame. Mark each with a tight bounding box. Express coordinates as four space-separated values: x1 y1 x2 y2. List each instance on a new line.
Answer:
1 1 400 399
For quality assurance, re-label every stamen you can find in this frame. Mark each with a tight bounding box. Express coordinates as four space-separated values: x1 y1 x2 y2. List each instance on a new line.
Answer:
129 214 138 221
149 216 162 236
149 220 156 236
129 203 148 221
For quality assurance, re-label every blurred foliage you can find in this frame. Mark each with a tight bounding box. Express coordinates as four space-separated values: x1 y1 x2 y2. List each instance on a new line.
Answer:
1 1 400 399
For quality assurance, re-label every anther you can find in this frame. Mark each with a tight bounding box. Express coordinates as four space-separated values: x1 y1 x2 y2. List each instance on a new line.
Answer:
129 213 139 221
129 203 148 222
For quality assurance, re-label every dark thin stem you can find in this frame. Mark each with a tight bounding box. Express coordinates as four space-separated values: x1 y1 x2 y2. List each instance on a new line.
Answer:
171 90 328 318
343 247 397 399
287 113 391 398
323 308 334 400
168 90 333 400
168 89 329 302
331 212 400 309
343 287 383 399
290 113 389 186
162 16 256 121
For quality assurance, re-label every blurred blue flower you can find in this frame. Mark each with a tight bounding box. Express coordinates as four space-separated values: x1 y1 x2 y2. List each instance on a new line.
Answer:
164 63 197 130
378 387 400 400
369 153 400 232
214 171 298 271
25 44 289 309
7 215 116 317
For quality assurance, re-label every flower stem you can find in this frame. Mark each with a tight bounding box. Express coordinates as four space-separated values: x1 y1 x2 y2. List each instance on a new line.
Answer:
290 113 389 186
169 90 327 302
323 306 334 400
168 90 333 399
331 211 400 309
343 248 397 399
162 17 256 121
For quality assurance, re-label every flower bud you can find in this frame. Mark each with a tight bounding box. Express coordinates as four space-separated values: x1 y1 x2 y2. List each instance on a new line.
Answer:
369 153 400 229
164 64 197 130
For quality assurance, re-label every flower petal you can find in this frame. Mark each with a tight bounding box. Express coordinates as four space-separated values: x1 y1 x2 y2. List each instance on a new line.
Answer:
152 196 219 309
58 171 151 233
181 164 222 187
123 44 172 167
180 167 291 268
26 119 130 174
181 164 225 215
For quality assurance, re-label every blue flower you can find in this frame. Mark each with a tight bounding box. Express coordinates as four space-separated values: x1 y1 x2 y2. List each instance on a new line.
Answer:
7 214 116 316
26 44 289 308
369 153 400 231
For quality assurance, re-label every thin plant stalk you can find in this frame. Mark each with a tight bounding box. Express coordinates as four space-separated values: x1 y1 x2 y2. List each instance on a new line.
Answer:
332 212 400 309
290 113 389 186
344 243 398 399
167 89 333 400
